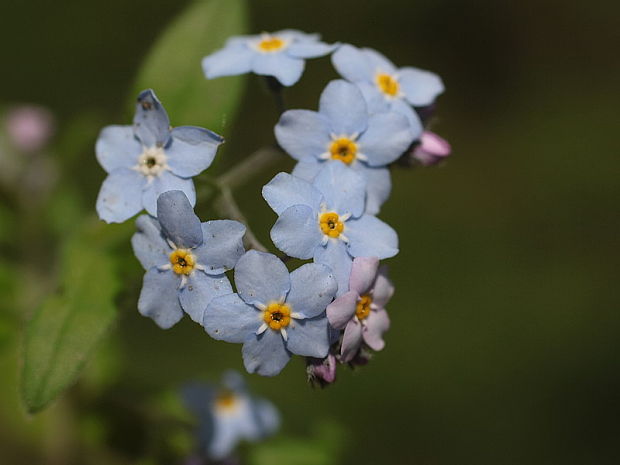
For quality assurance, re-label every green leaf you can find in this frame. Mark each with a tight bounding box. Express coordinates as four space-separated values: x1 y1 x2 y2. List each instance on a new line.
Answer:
132 0 249 136
21 233 121 413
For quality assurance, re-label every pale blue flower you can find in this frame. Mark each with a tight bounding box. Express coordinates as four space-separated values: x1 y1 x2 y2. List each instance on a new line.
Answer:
262 162 398 294
275 79 413 214
332 44 444 137
132 190 245 328
182 371 279 460
202 30 338 86
96 89 223 223
203 251 337 377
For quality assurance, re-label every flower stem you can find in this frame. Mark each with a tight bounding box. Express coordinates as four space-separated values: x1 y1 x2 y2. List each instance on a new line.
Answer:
263 76 287 115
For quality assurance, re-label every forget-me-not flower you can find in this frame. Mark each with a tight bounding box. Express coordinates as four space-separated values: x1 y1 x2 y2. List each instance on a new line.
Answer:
96 89 223 223
326 257 393 362
332 44 444 137
203 250 337 377
262 162 398 295
182 371 279 460
132 190 245 328
202 30 338 86
276 79 413 214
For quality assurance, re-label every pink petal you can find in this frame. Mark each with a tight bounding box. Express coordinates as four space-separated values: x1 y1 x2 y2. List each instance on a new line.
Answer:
326 290 358 329
372 265 394 308
349 256 380 295
420 131 451 156
341 320 363 362
362 308 390 351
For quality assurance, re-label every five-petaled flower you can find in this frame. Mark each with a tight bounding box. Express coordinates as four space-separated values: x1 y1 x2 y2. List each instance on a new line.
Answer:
262 161 398 295
276 79 414 214
203 250 337 376
132 190 245 328
326 257 393 361
202 30 338 86
332 44 444 138
182 371 279 460
96 89 223 223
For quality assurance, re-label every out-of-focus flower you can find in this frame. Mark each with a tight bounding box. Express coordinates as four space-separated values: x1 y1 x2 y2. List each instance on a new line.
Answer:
306 354 337 387
276 80 413 214
332 44 444 136
203 30 338 86
411 131 452 166
4 105 55 153
327 257 393 362
131 190 245 328
203 250 337 376
96 89 223 223
262 162 398 294
182 371 279 460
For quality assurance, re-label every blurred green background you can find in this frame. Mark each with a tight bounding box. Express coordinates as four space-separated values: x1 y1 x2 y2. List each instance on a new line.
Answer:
1 0 619 464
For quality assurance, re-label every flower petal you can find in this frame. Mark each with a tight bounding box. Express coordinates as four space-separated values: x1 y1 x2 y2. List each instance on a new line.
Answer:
357 111 413 166
346 215 399 259
202 44 255 79
131 214 171 270
319 80 368 136
274 110 331 161
341 320 363 362
331 44 373 83
313 161 366 218
193 220 246 274
286 316 330 358
142 171 196 217
389 98 423 140
361 47 397 74
286 263 337 318
235 250 290 306
372 265 395 308
156 190 203 248
353 164 391 215
95 125 141 173
349 256 380 295
326 290 358 329
270 205 322 260
363 308 390 351
287 41 338 59
179 272 233 324
398 66 445 107
138 268 183 329
262 172 323 215
96 168 146 224
166 126 223 178
313 239 353 297
252 53 305 87
133 89 170 148
253 399 280 436
291 158 323 181
242 330 291 376
203 293 261 342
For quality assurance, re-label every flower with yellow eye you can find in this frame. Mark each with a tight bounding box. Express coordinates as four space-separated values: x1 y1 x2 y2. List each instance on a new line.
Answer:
202 30 338 87
131 190 246 329
262 162 398 296
327 257 394 362
275 80 414 214
203 251 337 377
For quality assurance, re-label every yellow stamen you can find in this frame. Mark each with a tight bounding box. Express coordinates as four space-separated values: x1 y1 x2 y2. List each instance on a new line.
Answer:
169 249 195 275
257 36 286 53
375 73 400 97
214 389 239 413
263 302 292 330
356 294 372 321
329 137 358 164
319 212 344 238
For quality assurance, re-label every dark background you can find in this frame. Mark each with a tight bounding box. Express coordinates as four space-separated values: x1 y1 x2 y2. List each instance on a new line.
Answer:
1 1 619 464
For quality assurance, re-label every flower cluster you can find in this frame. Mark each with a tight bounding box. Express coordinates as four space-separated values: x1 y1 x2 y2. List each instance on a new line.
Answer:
95 29 450 383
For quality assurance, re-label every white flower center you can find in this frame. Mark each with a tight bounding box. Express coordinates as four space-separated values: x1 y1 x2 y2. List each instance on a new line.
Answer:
136 146 168 177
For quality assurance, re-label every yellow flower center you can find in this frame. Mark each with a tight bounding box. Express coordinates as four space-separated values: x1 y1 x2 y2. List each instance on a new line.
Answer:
137 146 167 176
329 137 358 164
257 36 287 53
169 249 195 275
214 389 239 413
375 73 400 97
319 212 344 238
263 302 292 330
356 294 372 321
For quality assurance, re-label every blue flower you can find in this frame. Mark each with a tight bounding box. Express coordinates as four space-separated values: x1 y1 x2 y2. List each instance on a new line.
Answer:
275 79 413 214
203 250 337 377
96 89 223 223
262 162 398 294
182 371 279 460
331 44 444 137
132 190 245 328
202 30 338 86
